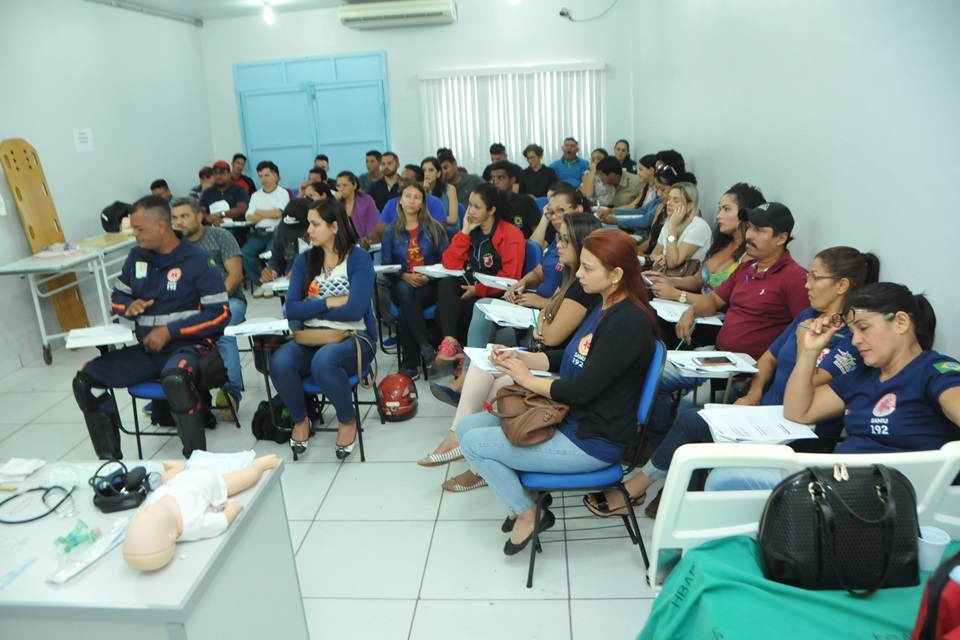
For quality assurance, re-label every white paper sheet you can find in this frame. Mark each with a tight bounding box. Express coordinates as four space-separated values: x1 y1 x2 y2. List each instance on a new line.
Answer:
374 264 402 274
699 405 817 443
650 299 724 326
462 346 551 377
413 265 464 278
474 273 518 290
667 350 758 375
477 299 538 328
224 317 290 336
262 276 290 292
66 325 136 349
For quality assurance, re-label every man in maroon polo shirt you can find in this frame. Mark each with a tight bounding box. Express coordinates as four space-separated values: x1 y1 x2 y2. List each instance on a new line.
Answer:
647 202 808 449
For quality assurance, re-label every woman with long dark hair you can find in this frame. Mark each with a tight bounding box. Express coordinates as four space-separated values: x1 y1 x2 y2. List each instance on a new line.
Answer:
456 228 660 554
381 180 449 380
270 199 377 461
335 171 379 238
586 246 884 517
435 183 526 362
418 213 603 493
421 156 459 235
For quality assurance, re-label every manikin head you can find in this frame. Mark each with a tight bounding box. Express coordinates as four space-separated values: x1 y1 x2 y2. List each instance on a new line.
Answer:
123 503 179 571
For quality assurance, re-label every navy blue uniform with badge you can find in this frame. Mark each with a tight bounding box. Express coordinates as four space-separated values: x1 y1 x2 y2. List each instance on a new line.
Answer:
830 350 960 456
74 239 231 460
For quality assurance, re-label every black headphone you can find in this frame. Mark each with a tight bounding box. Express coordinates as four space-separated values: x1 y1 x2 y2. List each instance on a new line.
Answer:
89 461 152 513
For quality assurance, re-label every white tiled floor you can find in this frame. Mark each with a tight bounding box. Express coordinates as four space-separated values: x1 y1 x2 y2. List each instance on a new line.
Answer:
1 296 655 639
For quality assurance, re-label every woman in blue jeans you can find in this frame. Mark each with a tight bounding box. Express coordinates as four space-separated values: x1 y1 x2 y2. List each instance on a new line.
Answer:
270 199 377 460
457 229 659 555
381 180 449 380
584 246 881 517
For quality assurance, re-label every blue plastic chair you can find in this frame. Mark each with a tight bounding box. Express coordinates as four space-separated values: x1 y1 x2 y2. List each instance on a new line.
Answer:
523 240 543 275
302 365 377 462
534 196 549 211
126 380 241 460
388 303 435 380
518 340 667 587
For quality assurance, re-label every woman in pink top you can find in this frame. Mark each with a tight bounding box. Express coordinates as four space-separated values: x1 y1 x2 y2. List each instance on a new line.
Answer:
336 171 379 238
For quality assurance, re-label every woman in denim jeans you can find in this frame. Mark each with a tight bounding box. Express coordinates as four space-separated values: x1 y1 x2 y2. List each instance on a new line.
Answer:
270 199 377 461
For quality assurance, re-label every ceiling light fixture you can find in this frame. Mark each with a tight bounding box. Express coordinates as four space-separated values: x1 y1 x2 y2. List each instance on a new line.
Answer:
262 1 275 25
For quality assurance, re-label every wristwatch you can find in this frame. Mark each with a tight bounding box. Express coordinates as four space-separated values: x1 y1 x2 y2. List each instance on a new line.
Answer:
678 292 687 304
667 235 676 243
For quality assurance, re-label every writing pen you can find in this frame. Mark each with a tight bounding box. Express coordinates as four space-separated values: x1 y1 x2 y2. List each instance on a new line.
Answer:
676 319 698 349
496 346 528 353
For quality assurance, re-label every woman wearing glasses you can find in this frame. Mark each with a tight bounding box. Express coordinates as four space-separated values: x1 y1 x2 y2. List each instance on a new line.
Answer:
585 246 883 517
420 213 602 494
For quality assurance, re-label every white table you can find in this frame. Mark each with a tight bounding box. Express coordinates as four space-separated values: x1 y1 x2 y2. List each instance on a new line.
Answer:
668 350 758 405
0 460 308 640
0 250 110 364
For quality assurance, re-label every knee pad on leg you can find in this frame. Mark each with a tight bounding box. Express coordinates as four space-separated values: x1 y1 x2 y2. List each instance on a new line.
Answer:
73 371 105 413
160 368 200 414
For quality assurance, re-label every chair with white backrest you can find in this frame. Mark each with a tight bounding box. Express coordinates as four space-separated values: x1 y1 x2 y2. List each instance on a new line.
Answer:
649 440 960 592
518 340 667 587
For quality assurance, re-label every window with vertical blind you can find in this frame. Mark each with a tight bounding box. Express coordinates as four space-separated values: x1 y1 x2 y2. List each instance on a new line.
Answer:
417 63 605 171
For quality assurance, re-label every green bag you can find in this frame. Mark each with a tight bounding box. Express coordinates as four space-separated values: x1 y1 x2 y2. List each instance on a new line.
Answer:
638 536 933 640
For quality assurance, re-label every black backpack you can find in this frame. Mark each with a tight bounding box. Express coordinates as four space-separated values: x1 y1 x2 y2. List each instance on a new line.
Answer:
251 396 292 444
101 201 133 232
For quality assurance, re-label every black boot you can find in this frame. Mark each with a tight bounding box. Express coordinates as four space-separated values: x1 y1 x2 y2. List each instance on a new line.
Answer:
171 410 207 459
83 411 122 460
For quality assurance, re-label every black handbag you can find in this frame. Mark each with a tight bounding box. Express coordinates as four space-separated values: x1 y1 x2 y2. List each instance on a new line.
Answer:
758 463 920 597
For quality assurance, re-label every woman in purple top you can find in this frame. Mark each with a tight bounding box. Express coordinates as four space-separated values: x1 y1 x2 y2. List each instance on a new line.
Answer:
336 171 379 238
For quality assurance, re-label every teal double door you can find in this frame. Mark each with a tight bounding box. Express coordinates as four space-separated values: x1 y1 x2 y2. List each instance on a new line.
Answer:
235 52 389 190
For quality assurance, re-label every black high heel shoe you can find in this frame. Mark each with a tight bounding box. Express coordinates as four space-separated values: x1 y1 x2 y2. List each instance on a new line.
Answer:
290 421 311 462
335 421 358 460
502 494 553 533
503 508 556 556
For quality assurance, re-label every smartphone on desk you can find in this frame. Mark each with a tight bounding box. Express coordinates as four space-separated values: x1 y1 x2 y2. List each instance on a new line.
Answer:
692 355 735 367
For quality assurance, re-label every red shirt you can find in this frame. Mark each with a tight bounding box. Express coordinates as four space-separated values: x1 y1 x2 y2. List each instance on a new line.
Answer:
405 227 425 269
712 250 809 360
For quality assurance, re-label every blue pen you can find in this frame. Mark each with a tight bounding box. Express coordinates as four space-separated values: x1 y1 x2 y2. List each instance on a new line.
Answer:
676 319 697 349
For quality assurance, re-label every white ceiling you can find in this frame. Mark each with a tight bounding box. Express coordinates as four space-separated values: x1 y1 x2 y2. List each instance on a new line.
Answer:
85 0 399 22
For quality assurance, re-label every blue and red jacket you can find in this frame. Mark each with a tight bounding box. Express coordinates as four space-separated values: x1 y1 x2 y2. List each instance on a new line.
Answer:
441 219 525 298
112 239 230 345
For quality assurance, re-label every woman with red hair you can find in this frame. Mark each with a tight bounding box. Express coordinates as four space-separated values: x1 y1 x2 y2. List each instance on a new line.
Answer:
456 228 660 555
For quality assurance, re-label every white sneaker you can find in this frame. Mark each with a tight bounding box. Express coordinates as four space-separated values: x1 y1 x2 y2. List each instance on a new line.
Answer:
253 286 265 298
262 287 275 298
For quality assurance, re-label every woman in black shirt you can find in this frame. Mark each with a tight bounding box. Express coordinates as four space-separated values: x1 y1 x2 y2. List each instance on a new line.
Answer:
456 229 660 554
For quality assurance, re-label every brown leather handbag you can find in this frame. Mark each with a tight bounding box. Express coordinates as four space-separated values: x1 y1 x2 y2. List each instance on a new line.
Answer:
489 384 569 446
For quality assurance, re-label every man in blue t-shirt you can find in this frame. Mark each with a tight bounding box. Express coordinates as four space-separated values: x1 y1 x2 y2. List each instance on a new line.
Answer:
549 138 590 189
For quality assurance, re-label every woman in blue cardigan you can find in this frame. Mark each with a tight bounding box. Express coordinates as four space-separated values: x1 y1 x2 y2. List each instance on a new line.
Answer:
381 180 449 380
270 199 377 460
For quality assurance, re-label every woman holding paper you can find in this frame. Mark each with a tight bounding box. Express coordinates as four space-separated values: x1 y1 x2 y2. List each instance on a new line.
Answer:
584 246 881 517
434 183 525 362
381 180 450 380
418 213 601 492
453 229 660 553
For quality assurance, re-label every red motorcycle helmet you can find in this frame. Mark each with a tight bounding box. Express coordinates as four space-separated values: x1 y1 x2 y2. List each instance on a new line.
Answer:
378 373 418 421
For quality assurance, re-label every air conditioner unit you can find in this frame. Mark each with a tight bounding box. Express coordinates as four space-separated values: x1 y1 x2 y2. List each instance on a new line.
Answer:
339 0 457 30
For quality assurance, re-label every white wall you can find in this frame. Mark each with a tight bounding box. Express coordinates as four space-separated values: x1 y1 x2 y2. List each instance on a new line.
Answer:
0 0 213 366
199 0 636 174
634 0 960 355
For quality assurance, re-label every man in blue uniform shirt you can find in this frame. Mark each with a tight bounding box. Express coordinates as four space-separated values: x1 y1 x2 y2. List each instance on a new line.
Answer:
73 196 231 460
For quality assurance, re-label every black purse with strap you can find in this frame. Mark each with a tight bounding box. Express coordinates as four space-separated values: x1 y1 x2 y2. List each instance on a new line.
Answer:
758 463 920 597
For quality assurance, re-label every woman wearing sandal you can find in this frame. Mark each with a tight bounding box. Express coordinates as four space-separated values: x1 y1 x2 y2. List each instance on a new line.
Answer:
455 229 659 554
583 246 881 517
270 199 377 460
418 212 602 493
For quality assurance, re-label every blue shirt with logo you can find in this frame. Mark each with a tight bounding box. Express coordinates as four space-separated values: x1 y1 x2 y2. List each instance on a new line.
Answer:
535 241 563 298
556 304 626 462
829 350 960 454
